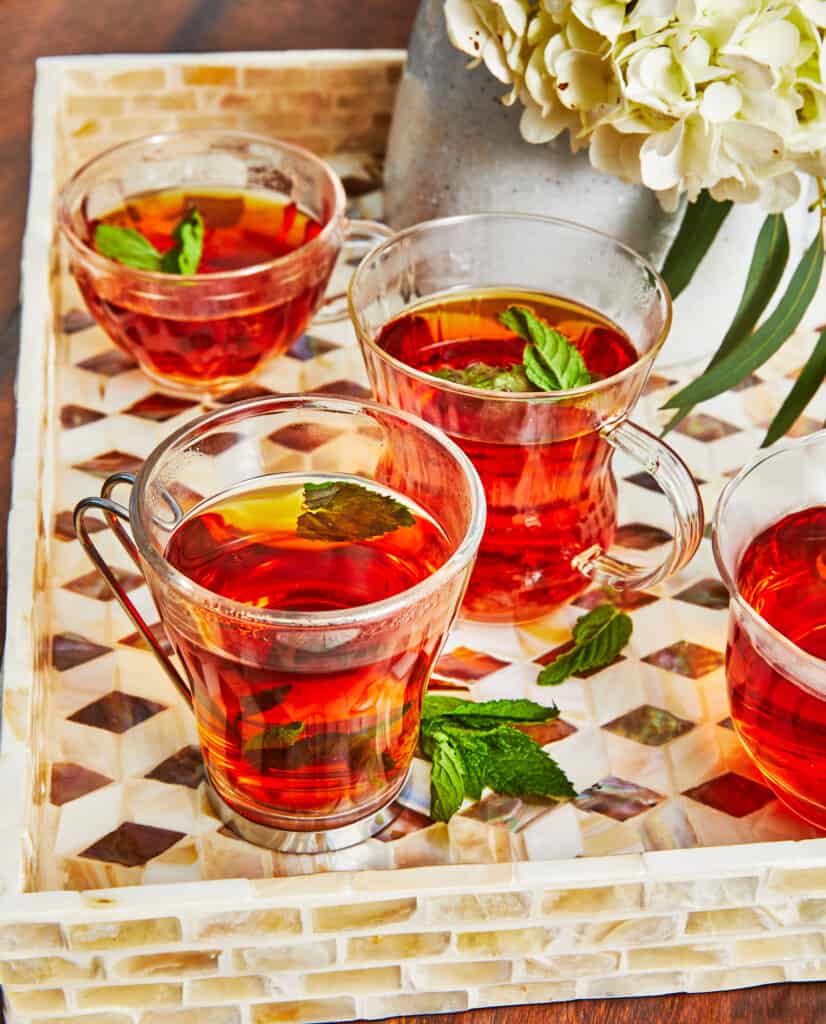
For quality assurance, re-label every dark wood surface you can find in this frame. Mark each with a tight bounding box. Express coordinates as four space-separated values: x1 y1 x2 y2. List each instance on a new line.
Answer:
0 2 822 1021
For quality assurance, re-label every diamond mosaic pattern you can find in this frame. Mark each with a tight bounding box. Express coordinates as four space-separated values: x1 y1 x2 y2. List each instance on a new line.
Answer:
684 772 775 818
123 393 200 422
63 566 144 602
50 762 113 805
34 168 826 891
643 641 725 679
68 692 166 733
80 822 185 867
575 777 664 821
674 579 730 610
145 746 205 789
604 705 694 746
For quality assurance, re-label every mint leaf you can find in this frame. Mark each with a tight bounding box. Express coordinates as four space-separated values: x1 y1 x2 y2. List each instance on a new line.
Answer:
421 695 467 720
296 481 416 543
422 698 575 820
94 224 163 271
161 208 204 275
431 362 535 392
500 306 591 390
423 695 559 724
430 733 467 821
450 725 575 801
538 603 632 686
243 721 305 753
94 207 204 275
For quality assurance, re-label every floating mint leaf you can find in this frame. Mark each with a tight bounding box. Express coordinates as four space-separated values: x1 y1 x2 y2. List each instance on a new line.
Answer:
94 224 164 271
538 603 632 686
161 208 204 275
431 362 536 392
243 721 305 753
500 305 591 390
430 733 467 821
94 207 204 275
296 481 416 543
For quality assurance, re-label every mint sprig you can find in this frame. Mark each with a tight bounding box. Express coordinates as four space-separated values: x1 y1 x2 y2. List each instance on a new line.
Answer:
94 206 204 275
538 603 632 686
420 695 575 821
425 306 591 394
500 305 592 390
296 481 416 543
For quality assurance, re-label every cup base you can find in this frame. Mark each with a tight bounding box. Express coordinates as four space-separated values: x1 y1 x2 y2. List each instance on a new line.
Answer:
205 776 408 853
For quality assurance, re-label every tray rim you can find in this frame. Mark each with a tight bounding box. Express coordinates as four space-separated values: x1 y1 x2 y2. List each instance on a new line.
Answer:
3 49 826 916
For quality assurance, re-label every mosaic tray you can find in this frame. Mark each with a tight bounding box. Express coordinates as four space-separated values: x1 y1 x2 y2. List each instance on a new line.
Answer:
3 50 826 1024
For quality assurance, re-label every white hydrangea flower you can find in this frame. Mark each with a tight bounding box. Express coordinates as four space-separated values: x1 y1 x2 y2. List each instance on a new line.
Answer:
444 0 826 210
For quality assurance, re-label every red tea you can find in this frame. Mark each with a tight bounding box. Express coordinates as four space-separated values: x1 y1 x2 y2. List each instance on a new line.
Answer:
729 505 826 828
376 289 638 621
163 475 452 825
76 188 328 390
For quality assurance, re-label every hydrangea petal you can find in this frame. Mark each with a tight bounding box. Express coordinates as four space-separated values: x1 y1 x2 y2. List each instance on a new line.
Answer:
701 81 742 122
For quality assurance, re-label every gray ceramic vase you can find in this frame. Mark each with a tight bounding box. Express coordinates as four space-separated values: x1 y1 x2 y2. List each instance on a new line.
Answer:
385 0 819 367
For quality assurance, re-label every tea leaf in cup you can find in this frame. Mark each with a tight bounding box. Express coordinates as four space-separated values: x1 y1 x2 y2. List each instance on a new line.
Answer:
500 305 592 390
93 207 204 275
93 224 164 271
296 481 416 542
162 208 204 275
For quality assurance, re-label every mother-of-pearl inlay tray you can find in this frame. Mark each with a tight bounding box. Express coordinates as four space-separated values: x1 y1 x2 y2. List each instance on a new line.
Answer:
2 50 826 1024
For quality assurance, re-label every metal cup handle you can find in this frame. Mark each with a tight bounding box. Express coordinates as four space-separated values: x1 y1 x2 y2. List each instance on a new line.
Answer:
73 472 193 709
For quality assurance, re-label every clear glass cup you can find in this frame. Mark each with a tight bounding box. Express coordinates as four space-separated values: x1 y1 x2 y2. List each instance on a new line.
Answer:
58 131 389 397
714 430 826 830
74 395 485 852
350 213 704 623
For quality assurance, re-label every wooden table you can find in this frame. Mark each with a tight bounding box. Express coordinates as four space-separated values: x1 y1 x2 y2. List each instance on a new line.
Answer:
0 2 822 1021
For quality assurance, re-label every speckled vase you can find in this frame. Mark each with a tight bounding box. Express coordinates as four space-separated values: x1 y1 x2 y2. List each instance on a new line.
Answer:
386 0 821 368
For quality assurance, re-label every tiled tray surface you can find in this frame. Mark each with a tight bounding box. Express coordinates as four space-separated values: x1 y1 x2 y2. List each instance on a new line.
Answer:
3 49 826 1024
7 52 826 895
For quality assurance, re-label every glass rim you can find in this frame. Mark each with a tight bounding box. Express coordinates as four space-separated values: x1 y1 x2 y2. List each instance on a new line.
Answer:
130 393 487 628
57 129 347 285
348 211 673 403
712 428 826 676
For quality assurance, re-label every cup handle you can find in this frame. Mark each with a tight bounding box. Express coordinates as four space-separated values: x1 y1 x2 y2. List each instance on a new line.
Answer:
74 473 193 709
574 420 704 591
313 218 393 325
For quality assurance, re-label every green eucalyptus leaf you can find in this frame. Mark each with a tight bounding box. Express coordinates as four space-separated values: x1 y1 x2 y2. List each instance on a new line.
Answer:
661 191 733 301
762 326 826 447
663 213 790 433
663 229 825 411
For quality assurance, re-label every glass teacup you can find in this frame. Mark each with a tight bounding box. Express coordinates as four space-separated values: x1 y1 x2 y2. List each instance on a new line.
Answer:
74 395 485 851
58 131 389 396
714 430 826 830
350 213 704 623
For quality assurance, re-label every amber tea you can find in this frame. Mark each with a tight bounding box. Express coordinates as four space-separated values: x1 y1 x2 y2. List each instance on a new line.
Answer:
162 474 452 824
376 288 638 621
728 504 826 829
75 187 330 390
